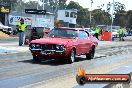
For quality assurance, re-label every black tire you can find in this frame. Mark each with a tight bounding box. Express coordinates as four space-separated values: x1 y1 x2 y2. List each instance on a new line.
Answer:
6 32 11 35
33 55 40 63
86 47 95 60
68 49 75 63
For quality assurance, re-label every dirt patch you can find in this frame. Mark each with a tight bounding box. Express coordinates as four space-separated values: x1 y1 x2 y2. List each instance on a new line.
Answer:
0 31 9 38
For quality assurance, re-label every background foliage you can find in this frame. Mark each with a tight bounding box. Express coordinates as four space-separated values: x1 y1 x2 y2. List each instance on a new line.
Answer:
0 0 132 29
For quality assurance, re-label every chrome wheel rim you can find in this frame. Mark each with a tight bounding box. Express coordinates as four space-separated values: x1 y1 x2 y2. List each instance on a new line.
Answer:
71 50 75 62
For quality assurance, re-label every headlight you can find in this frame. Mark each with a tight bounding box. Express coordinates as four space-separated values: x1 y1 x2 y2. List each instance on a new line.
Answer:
30 43 41 49
30 44 35 49
56 45 60 50
56 45 66 51
60 45 66 50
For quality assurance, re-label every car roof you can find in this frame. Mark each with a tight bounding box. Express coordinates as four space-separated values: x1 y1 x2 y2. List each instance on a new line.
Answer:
55 27 84 31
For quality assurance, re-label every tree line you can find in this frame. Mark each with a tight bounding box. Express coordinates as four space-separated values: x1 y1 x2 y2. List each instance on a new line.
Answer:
0 0 132 29
67 1 132 30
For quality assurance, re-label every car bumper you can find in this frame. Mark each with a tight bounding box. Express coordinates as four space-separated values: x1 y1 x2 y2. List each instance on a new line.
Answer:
30 49 70 59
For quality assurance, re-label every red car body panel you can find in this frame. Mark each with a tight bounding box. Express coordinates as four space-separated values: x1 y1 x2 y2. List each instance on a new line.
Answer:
29 28 98 60
31 38 74 45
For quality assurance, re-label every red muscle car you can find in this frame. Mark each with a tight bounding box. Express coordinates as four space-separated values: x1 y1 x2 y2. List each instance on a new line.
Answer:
29 27 98 63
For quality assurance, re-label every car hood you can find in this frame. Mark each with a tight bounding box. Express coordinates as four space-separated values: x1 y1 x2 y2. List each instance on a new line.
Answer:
112 32 118 35
0 24 11 29
3 26 11 29
31 37 75 45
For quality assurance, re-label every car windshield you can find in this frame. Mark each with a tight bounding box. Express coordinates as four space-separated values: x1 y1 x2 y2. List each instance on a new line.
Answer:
48 28 77 38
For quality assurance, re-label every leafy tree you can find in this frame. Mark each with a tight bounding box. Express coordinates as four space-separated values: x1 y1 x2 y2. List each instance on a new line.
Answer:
92 9 110 25
14 0 41 12
112 2 126 27
26 1 41 9
0 0 8 6
126 10 132 29
67 1 112 27
67 1 90 27
103 10 111 25
113 10 127 27
39 0 67 13
114 2 125 12
40 0 67 10
59 0 67 9
14 0 27 12
77 8 90 27
48 0 59 12
40 0 57 12
106 2 111 13
106 1 126 27
0 0 17 11
67 1 82 10
106 2 125 13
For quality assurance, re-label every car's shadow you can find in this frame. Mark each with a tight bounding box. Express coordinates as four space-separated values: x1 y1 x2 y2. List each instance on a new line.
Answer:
18 56 89 66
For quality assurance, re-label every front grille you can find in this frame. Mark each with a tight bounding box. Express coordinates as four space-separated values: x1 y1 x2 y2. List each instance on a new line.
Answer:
42 44 56 50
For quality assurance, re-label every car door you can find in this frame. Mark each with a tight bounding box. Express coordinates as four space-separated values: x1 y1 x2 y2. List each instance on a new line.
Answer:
77 31 90 54
83 31 92 53
77 31 85 55
80 31 92 54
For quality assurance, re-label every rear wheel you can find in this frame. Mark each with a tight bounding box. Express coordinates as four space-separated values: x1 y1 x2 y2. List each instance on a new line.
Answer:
68 49 75 63
86 47 95 60
33 55 40 63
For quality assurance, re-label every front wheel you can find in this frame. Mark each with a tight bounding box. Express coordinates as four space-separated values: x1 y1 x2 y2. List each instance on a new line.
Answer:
68 49 75 63
86 47 95 60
